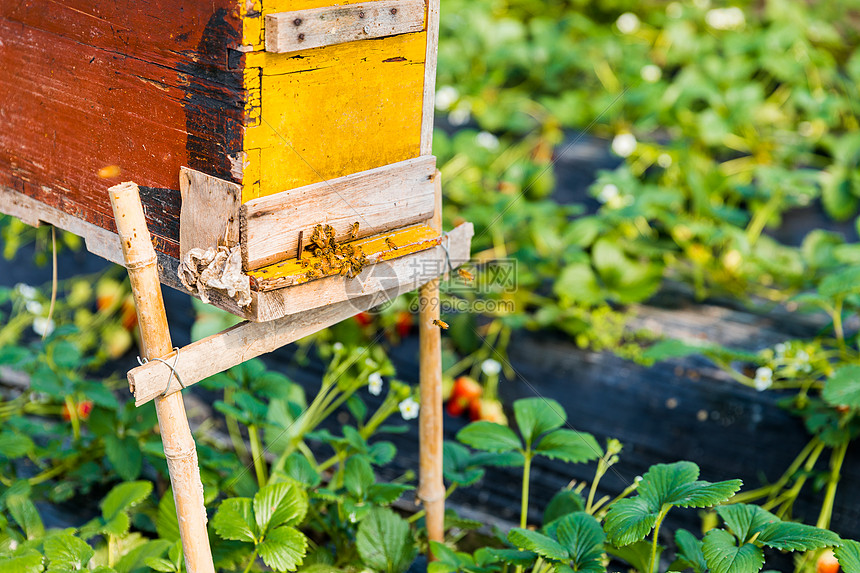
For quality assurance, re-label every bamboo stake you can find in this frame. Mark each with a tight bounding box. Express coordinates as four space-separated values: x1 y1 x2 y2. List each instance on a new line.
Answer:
418 172 445 555
109 182 215 573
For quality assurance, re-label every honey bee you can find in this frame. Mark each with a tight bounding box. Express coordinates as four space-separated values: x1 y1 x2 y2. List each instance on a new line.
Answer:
432 319 449 330
349 221 360 239
306 270 320 280
385 237 398 250
339 262 352 277
299 258 310 268
458 268 475 282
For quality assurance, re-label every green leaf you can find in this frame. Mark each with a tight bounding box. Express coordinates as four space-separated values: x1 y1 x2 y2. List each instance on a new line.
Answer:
156 490 180 542
535 429 602 464
368 441 397 466
368 483 412 505
554 263 603 306
606 540 661 573
2 550 44 573
638 462 741 509
457 421 522 452
555 512 605 572
213 498 257 543
702 529 764 573
284 453 322 487
104 435 142 481
675 530 707 573
143 558 175 573
343 455 375 500
44 533 93 572
835 539 860 573
7 489 45 540
642 339 710 362
0 433 34 459
514 397 567 447
101 481 152 522
356 508 418 573
716 504 779 543
604 497 657 547
818 265 860 297
114 537 171 573
475 547 537 566
543 489 585 525
507 528 568 560
258 526 308 572
442 442 485 486
756 521 841 551
823 365 860 410
52 340 82 369
254 481 308 534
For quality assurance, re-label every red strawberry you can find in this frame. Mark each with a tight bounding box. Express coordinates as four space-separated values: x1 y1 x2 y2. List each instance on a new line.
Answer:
447 376 482 417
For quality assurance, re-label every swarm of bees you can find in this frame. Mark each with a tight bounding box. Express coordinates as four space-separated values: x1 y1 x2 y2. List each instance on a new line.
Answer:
300 223 368 280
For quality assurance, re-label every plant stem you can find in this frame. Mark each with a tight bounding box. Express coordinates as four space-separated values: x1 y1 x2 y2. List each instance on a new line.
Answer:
242 549 258 573
649 508 669 573
520 451 532 529
225 388 249 463
248 424 268 488
816 441 848 530
408 484 458 523
64 395 80 440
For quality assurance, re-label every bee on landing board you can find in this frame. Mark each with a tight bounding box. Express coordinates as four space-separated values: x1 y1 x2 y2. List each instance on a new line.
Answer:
349 221 360 240
385 237 398 250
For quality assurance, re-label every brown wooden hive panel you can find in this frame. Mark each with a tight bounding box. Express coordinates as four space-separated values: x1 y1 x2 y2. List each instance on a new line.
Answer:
0 2 246 258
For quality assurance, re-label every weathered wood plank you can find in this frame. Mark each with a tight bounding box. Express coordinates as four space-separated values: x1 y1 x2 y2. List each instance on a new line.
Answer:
179 167 242 258
248 223 441 291
129 222 474 404
265 0 425 54
420 0 441 155
240 157 436 270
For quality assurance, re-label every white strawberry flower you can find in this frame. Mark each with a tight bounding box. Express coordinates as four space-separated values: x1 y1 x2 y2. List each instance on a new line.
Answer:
399 397 420 420
368 373 383 396
754 367 773 391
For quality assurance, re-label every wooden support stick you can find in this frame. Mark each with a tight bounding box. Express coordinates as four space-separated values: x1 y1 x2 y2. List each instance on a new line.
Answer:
418 172 446 555
109 182 215 573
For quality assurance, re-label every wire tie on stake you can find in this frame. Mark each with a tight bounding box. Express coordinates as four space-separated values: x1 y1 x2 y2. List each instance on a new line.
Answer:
137 347 185 397
440 233 454 275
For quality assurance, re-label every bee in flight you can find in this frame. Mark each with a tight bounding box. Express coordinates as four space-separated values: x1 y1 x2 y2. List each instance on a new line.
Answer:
458 268 475 283
385 237 398 250
432 319 449 330
349 221 360 240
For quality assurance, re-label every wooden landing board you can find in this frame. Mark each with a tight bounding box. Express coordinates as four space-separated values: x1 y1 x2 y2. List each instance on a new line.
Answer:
265 0 425 54
248 223 441 291
127 222 474 405
240 156 436 270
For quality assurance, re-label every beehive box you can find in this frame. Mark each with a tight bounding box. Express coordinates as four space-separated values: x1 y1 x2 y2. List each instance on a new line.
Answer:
0 1 472 321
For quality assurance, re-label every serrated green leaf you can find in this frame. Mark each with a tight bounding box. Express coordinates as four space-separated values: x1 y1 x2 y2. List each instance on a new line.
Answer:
368 441 397 466
7 491 45 540
356 508 417 573
156 490 180 542
555 512 605 572
284 453 321 487
0 433 34 459
44 532 93 572
675 530 707 573
213 498 257 543
835 539 860 573
104 435 142 481
368 483 412 505
819 266 860 297
442 442 485 486
101 481 152 521
702 529 764 573
638 462 741 509
507 528 568 560
258 526 308 572
344 455 375 500
475 547 537 566
102 513 131 538
543 489 585 526
756 521 841 551
114 538 171 573
52 340 81 369
535 429 602 464
514 397 567 447
254 481 308 534
457 421 522 452
716 504 779 543
2 549 44 573
604 497 657 547
823 365 860 410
